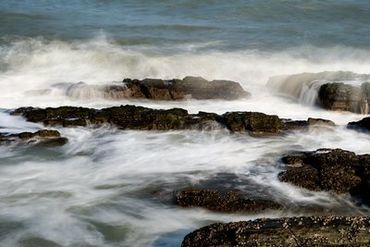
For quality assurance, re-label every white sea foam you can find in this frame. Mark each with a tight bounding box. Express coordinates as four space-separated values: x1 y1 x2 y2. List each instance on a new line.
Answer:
1 37 370 246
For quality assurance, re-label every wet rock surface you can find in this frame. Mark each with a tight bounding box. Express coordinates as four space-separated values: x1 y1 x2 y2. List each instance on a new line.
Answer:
268 71 370 114
12 105 335 136
348 117 370 133
0 129 68 146
123 76 250 100
44 76 250 101
279 149 370 205
182 216 370 247
175 189 281 213
318 82 369 114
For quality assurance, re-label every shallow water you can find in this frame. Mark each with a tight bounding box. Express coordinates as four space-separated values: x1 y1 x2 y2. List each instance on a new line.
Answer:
0 1 370 246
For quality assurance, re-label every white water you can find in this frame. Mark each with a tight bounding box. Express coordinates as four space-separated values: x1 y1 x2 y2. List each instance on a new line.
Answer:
0 37 370 246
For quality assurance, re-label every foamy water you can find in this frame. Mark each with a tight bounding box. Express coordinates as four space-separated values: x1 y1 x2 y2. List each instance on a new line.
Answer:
1 1 370 246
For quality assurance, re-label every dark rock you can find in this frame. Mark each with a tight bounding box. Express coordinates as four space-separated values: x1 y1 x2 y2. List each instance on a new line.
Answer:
0 129 67 146
268 71 370 114
182 216 370 247
122 76 250 100
175 189 281 213
283 118 335 131
221 112 284 136
348 117 370 133
279 149 370 205
12 105 336 137
318 82 369 114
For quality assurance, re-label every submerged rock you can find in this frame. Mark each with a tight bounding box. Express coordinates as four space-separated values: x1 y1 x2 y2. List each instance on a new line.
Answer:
175 189 281 213
182 216 370 247
279 149 370 205
348 117 370 133
0 129 68 146
12 105 335 136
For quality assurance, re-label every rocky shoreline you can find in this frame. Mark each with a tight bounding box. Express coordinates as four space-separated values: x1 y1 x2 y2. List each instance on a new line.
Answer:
11 105 336 137
2 76 370 246
182 216 370 246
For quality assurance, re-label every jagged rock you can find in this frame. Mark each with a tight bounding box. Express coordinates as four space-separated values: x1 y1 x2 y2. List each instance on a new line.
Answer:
279 149 370 205
175 189 281 213
11 105 335 136
182 216 370 247
348 117 370 133
0 129 68 146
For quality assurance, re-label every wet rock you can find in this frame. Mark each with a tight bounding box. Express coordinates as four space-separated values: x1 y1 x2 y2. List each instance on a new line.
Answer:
221 112 284 136
283 117 335 131
268 71 370 114
348 117 370 133
12 105 335 136
182 216 370 247
279 149 370 205
175 189 281 213
123 76 250 100
0 129 68 146
52 76 250 101
318 82 369 114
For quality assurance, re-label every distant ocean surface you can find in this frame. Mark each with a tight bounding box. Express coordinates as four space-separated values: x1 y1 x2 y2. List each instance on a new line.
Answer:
0 1 370 247
1 0 370 50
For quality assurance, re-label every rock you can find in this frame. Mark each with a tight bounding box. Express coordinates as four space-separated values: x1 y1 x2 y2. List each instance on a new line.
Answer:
51 76 249 101
348 117 370 133
175 189 281 213
12 106 335 136
0 129 68 146
221 112 284 136
182 216 370 247
268 71 370 114
279 149 370 205
318 82 369 114
283 118 335 131
123 76 250 100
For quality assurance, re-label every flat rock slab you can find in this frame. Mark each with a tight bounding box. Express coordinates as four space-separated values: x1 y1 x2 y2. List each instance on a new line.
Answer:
175 189 281 213
11 105 334 136
279 149 370 205
182 216 370 247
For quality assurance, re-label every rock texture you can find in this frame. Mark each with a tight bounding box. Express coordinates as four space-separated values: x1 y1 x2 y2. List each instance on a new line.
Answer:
318 82 369 114
0 129 68 146
279 149 370 205
123 76 250 100
45 76 249 101
175 189 281 213
182 216 370 247
12 105 335 136
268 71 370 114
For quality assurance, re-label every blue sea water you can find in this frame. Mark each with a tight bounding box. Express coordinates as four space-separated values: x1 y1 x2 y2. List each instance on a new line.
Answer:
1 0 370 50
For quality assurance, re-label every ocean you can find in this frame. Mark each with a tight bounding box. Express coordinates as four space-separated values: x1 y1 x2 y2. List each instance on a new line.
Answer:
0 1 369 246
